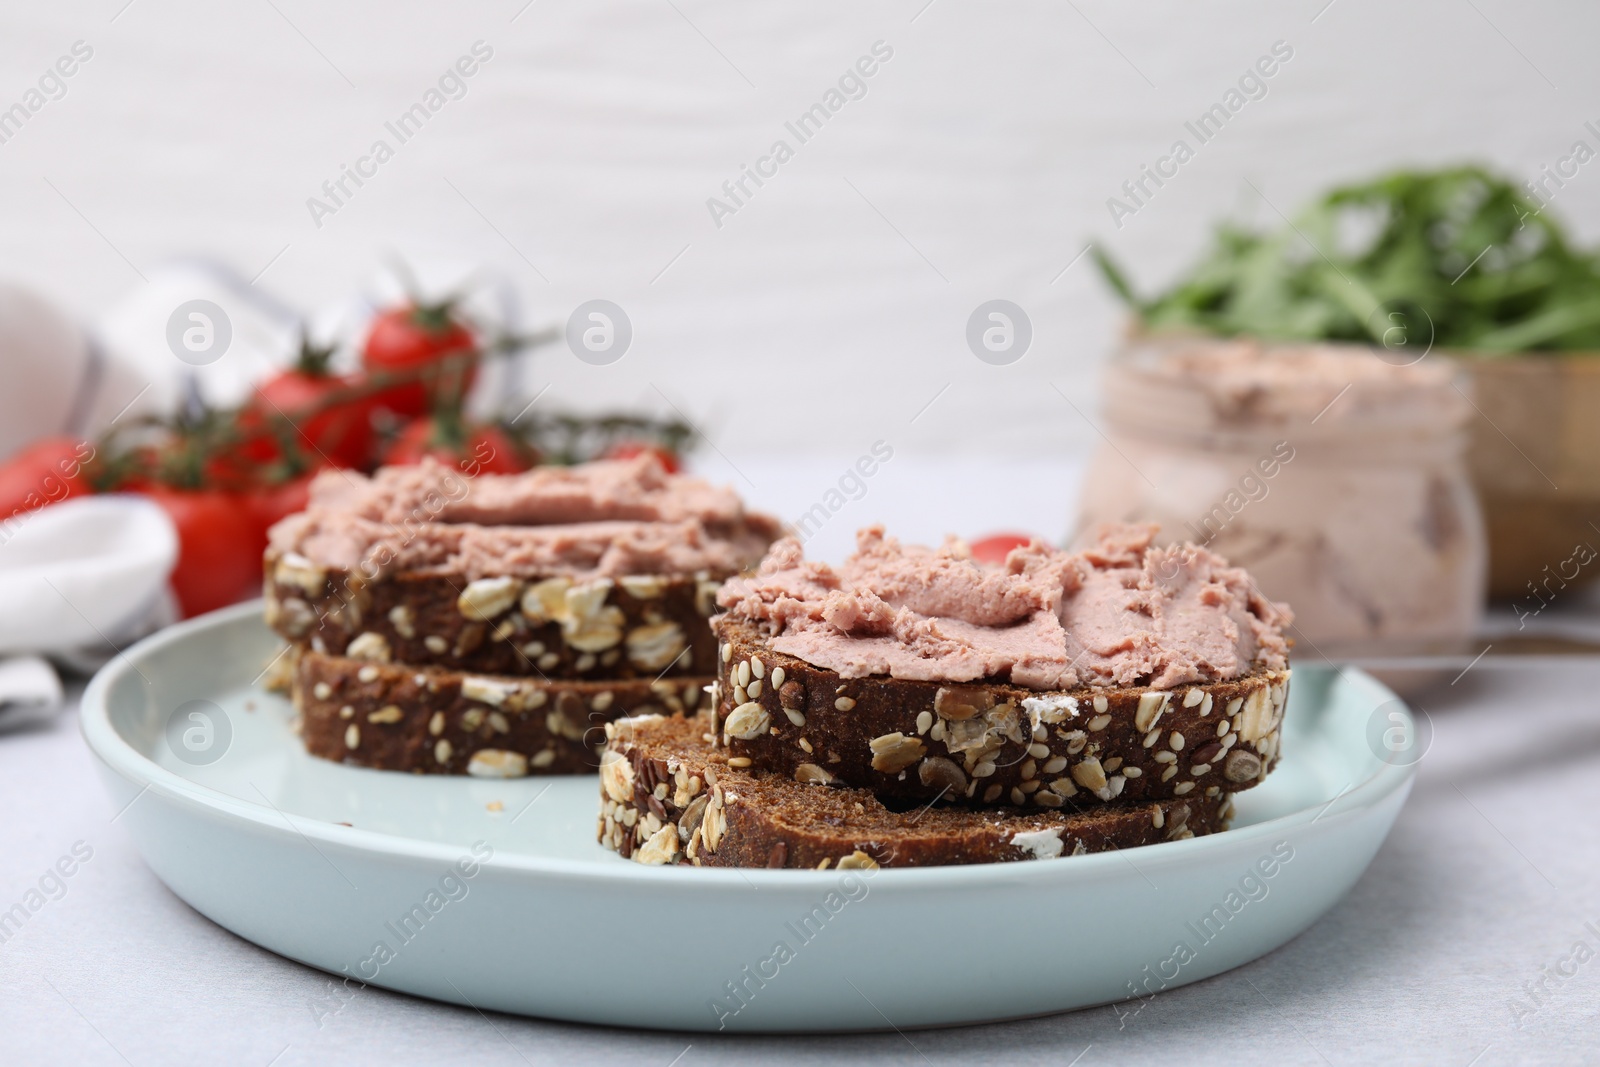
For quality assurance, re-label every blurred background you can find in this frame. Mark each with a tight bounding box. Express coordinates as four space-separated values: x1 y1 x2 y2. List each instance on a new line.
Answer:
3 0 1600 675
6 1 1599 449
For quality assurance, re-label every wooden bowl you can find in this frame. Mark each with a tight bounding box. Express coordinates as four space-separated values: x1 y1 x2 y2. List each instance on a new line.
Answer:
1459 354 1600 600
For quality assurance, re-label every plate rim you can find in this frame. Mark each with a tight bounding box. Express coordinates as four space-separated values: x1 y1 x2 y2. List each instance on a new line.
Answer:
82 601 1417 889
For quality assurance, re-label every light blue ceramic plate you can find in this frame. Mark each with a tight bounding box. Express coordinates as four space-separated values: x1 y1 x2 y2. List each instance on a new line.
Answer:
81 603 1416 1033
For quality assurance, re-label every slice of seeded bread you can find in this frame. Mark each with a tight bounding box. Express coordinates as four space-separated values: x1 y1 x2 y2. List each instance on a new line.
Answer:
710 616 1288 809
291 648 711 776
598 712 1233 868
266 550 723 681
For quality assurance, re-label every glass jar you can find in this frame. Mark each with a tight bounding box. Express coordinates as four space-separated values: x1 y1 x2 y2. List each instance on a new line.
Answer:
1075 334 1487 661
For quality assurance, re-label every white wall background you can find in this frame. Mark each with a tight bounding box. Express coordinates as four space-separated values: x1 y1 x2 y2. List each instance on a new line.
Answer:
2 0 1598 475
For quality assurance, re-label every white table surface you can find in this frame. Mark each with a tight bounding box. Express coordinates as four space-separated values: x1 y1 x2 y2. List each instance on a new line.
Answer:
3 457 1600 1066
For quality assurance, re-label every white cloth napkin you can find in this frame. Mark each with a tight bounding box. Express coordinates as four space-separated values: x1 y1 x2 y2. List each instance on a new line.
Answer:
0 495 177 730
0 655 64 731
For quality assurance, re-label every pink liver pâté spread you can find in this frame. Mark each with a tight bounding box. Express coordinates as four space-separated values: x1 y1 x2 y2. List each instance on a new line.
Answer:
268 457 781 582
716 524 1292 690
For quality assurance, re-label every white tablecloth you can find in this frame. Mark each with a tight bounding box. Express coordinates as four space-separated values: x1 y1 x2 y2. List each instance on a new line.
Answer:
3 457 1598 1065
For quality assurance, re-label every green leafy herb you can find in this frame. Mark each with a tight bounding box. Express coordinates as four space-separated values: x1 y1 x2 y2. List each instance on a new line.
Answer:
1096 166 1600 354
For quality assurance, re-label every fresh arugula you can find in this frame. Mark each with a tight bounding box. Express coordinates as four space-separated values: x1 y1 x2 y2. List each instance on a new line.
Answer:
1095 166 1600 354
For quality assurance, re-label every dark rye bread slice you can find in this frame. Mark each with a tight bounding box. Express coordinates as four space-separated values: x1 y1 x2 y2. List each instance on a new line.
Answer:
291 648 711 775
710 616 1289 809
265 549 722 681
598 712 1233 868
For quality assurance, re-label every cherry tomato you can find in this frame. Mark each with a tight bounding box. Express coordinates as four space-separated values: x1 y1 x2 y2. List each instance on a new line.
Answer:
135 485 262 618
0 437 94 522
383 417 535 476
601 441 680 474
361 305 478 418
235 339 373 471
242 472 316 545
969 532 1039 565
243 374 373 471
